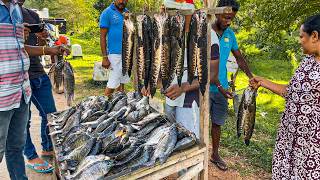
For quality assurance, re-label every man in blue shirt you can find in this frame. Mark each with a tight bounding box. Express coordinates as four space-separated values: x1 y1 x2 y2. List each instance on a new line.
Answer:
100 0 130 96
210 0 254 171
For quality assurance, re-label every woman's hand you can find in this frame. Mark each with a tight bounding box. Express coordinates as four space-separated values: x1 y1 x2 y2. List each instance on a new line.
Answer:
249 76 264 89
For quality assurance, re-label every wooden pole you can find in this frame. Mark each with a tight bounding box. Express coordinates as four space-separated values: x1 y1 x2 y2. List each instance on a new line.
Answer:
199 1 217 180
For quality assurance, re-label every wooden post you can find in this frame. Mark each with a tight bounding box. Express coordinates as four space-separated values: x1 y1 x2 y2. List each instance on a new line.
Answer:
199 1 217 180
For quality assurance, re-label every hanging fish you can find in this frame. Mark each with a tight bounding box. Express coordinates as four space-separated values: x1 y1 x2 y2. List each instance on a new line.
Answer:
136 14 153 91
150 13 171 97
122 12 135 77
237 86 257 145
169 13 185 87
187 10 208 95
63 61 75 106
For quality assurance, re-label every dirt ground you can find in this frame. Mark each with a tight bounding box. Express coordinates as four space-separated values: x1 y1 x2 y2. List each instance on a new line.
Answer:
0 92 258 180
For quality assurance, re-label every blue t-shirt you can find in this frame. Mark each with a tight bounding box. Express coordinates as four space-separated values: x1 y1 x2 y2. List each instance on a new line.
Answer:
99 3 128 55
210 27 239 92
0 0 23 24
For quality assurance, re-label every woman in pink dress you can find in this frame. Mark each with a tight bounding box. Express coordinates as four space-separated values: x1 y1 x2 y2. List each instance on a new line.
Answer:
251 14 320 179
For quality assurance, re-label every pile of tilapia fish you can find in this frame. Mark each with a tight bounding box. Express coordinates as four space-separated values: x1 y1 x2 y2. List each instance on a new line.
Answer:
48 56 75 106
48 92 197 180
122 10 208 96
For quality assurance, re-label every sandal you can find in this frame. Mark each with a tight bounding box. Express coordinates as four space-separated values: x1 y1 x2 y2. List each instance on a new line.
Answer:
211 159 228 171
26 161 54 173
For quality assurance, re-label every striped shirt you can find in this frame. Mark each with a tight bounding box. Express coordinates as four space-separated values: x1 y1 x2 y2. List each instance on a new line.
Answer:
0 0 31 111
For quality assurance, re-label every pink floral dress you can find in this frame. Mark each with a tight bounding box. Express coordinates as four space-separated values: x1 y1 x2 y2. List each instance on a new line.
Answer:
272 56 320 179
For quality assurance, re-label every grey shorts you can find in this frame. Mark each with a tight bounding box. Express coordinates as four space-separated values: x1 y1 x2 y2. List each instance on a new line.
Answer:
210 92 228 126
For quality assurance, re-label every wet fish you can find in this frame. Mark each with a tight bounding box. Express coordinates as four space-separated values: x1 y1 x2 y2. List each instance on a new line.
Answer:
169 13 185 87
131 112 163 130
50 108 82 136
173 136 196 152
237 86 257 145
122 13 135 77
63 61 75 106
48 107 76 127
113 138 144 161
111 97 128 112
95 118 116 135
63 133 91 154
66 159 113 180
51 56 64 92
74 155 106 173
131 120 161 138
146 124 177 166
115 145 144 167
59 137 96 167
81 113 108 129
150 13 171 96
88 139 102 156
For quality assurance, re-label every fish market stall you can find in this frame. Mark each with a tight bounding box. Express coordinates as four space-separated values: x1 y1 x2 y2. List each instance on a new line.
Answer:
48 2 232 180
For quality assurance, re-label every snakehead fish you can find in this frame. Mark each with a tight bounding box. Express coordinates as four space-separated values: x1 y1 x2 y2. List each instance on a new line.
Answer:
63 61 75 106
150 13 171 97
169 13 185 87
187 10 208 95
237 86 257 145
136 14 153 91
197 10 208 95
187 12 199 86
122 12 135 77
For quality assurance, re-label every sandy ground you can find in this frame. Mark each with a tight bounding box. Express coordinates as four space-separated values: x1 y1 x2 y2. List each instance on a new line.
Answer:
0 92 251 180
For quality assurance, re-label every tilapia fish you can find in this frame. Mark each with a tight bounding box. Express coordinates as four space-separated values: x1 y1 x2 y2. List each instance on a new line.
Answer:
150 13 171 96
63 61 75 106
122 13 135 77
187 10 208 95
66 159 113 180
54 56 64 91
169 13 185 87
145 124 177 166
136 14 153 91
237 86 257 145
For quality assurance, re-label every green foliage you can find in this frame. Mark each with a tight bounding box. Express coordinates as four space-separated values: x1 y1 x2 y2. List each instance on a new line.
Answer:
25 0 99 32
235 0 320 60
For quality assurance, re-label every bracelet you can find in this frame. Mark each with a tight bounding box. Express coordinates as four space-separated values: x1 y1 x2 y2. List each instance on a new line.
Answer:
42 46 45 55
102 55 108 58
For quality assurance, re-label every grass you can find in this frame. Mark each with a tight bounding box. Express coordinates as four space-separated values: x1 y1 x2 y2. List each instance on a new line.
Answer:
67 35 297 178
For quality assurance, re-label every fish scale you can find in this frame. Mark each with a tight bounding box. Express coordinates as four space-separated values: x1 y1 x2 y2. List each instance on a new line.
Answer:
122 13 135 77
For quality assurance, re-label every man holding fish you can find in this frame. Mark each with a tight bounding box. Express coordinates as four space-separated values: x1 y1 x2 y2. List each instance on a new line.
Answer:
210 0 255 171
